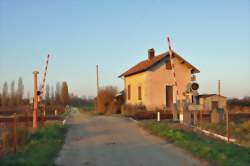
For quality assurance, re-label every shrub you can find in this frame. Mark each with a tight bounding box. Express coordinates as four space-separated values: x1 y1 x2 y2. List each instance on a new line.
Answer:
96 86 118 114
122 104 147 116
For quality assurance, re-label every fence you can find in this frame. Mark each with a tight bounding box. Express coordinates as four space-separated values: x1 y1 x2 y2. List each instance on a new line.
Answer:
0 108 64 156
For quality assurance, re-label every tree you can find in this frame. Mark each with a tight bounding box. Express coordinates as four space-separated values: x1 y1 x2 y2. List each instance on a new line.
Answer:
0 92 2 107
16 77 24 105
2 82 8 106
9 80 16 106
51 86 55 105
97 86 118 114
45 84 50 105
60 81 69 106
27 91 30 100
55 82 61 104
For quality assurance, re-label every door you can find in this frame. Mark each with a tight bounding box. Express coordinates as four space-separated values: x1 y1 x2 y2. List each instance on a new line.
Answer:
212 101 219 110
166 86 173 110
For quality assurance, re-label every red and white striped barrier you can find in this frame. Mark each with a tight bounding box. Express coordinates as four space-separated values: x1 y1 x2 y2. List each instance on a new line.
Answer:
167 37 183 122
167 37 180 101
41 54 50 97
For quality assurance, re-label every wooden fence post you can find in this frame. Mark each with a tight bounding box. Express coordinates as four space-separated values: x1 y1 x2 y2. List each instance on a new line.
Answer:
226 108 230 142
41 105 44 127
13 113 17 154
25 111 29 128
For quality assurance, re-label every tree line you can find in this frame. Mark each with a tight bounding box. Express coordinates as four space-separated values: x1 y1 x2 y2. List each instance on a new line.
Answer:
227 96 250 107
45 81 69 106
0 77 24 107
0 78 70 107
0 78 95 108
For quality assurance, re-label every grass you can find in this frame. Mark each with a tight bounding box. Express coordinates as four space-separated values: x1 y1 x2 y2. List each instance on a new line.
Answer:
82 104 95 111
0 124 66 166
201 121 250 146
141 120 250 166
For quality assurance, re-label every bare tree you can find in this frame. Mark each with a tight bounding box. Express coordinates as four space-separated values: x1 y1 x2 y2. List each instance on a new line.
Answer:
0 92 2 107
9 80 16 106
51 86 55 105
97 86 118 114
55 82 61 104
45 84 50 105
16 77 24 105
2 82 9 106
27 91 30 100
60 81 69 106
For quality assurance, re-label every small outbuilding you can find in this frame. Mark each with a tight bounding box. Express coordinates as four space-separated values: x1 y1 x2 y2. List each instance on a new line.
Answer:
199 94 227 111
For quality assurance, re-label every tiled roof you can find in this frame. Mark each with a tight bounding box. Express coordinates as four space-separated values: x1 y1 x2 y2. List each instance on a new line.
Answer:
199 94 227 98
119 51 200 77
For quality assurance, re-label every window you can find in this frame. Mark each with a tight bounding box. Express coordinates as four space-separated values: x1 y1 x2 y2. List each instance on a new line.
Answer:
128 85 131 100
166 61 172 70
138 86 142 100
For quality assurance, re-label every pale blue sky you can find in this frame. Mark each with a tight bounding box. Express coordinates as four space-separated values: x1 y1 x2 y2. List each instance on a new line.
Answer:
0 0 249 98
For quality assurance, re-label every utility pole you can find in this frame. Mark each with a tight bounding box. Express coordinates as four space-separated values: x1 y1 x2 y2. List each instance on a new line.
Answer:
96 64 100 93
218 80 221 95
33 71 39 129
96 64 100 112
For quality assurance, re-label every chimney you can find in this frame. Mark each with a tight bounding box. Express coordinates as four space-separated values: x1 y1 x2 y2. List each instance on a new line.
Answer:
217 80 221 95
148 48 155 60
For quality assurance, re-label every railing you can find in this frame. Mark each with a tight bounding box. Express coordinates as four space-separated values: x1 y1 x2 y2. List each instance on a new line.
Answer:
0 112 63 156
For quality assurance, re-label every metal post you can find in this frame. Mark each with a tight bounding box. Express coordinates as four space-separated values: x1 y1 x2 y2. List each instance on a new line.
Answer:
33 71 39 129
157 112 160 122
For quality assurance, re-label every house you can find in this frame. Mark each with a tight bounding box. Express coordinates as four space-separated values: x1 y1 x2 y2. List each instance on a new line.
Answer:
119 48 200 111
199 94 227 111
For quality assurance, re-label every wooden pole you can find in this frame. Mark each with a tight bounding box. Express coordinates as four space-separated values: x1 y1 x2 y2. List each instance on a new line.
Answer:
13 113 17 154
200 109 203 127
40 105 44 127
33 71 39 129
96 65 100 112
226 107 230 142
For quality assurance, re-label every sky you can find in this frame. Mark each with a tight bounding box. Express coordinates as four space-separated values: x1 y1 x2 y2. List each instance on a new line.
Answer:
0 0 249 98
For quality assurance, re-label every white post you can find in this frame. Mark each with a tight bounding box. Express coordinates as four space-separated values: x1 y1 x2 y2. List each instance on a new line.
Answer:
157 112 160 122
55 109 58 116
179 114 184 123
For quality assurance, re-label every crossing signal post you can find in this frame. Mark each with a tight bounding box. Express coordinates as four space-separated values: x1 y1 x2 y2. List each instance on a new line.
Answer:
33 71 39 129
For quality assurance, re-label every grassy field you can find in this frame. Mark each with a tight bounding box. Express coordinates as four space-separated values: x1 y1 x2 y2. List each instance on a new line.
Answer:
201 121 250 146
0 124 66 166
141 120 250 166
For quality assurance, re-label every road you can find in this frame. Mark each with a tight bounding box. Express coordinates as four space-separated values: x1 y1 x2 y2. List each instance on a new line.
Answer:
55 111 208 166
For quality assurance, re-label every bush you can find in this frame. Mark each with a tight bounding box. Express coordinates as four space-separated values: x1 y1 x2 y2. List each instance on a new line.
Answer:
96 86 118 114
122 104 147 116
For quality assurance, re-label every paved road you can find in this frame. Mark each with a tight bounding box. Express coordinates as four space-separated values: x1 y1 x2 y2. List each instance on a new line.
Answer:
55 111 208 166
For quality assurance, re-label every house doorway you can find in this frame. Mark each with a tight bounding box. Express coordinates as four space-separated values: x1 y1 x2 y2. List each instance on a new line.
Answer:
212 101 219 110
166 86 173 110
